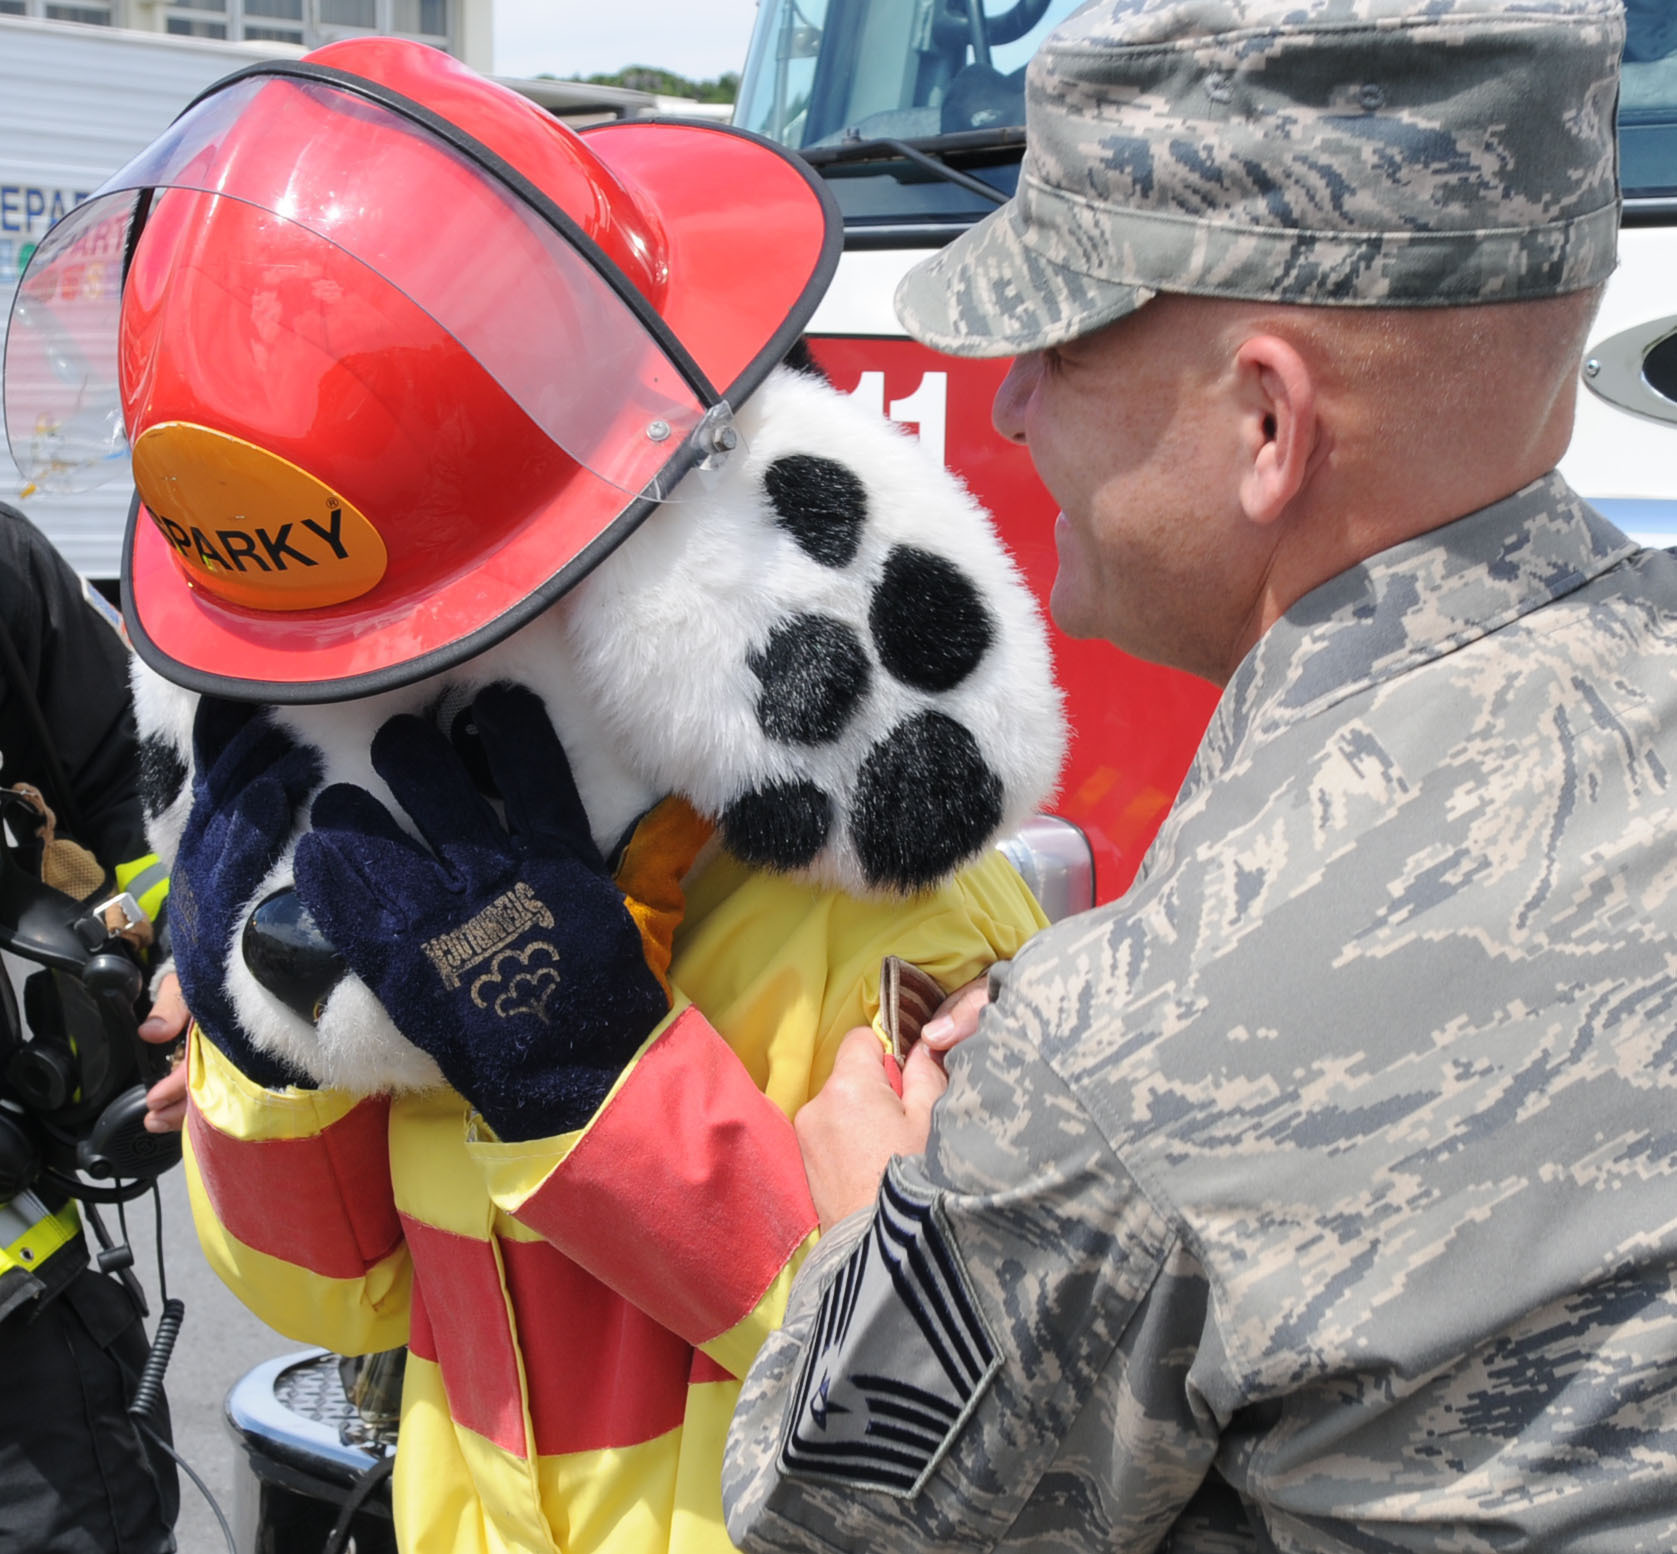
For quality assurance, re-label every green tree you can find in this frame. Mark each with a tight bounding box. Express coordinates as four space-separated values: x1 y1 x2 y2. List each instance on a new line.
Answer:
565 65 739 103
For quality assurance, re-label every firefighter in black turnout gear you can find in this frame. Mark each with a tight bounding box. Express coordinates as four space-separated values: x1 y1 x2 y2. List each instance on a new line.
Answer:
0 501 180 1554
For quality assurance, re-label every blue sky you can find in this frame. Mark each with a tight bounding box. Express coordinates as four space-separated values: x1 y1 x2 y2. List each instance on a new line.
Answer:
493 0 761 83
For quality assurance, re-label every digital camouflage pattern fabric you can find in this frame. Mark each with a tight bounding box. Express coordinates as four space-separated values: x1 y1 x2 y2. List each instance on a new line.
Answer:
896 0 1625 355
725 475 1677 1550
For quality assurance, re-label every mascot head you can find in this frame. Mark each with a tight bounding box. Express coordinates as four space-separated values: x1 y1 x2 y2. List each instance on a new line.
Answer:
7 40 1066 1092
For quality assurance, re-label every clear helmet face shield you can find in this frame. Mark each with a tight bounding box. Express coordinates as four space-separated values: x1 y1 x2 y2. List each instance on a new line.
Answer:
3 207 131 495
2 71 740 520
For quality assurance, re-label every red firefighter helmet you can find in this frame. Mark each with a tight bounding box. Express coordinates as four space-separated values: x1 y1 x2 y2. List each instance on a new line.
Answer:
3 38 837 700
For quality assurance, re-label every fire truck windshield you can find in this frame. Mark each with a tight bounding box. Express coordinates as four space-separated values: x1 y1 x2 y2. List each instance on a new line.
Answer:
738 0 1677 211
1623 1 1677 200
736 0 1080 151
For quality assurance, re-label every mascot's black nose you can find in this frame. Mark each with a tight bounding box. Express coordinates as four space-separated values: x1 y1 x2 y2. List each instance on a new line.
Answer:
242 888 347 1023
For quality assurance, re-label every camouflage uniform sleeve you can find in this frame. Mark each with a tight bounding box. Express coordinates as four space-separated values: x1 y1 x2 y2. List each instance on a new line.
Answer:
725 1002 1223 1553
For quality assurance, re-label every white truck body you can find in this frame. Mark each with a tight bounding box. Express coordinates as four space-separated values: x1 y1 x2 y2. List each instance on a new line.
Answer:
1556 223 1677 544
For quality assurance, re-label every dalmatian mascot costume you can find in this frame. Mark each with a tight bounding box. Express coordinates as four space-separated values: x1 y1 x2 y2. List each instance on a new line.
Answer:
7 40 1063 1554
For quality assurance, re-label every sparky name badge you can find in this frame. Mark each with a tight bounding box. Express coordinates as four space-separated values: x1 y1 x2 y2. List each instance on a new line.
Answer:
133 422 388 611
779 1170 999 1497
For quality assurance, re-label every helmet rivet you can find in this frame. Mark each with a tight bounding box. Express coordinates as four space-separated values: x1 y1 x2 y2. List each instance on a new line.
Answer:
1584 358 1601 379
646 420 672 442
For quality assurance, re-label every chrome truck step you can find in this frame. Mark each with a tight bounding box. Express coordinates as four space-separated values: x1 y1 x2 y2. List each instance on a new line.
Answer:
224 1349 397 1554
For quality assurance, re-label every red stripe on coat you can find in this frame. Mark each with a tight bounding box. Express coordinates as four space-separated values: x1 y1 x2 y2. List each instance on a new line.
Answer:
513 1006 817 1344
188 1096 401 1280
401 1215 526 1456
690 1351 732 1385
501 1237 692 1454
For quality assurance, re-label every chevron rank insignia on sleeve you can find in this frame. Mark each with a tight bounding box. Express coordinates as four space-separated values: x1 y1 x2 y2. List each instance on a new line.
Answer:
779 1170 999 1497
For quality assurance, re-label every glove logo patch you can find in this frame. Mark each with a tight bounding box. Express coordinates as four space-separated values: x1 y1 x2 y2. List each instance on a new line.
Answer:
469 941 563 1023
778 1170 998 1497
422 882 556 990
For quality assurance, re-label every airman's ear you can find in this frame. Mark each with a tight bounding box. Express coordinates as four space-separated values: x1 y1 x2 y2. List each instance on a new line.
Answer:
1234 333 1317 527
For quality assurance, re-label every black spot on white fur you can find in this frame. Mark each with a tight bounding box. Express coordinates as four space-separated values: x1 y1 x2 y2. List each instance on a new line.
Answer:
851 712 1003 892
749 615 870 747
139 734 188 820
764 454 867 568
721 780 832 870
869 547 993 694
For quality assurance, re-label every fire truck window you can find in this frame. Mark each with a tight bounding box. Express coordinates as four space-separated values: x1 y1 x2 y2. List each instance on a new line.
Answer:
736 0 1083 149
1622 0 1677 198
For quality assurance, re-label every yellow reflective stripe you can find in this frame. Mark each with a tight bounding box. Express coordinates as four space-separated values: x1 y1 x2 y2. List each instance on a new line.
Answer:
390 1358 545 1554
115 853 170 921
190 1024 361 1139
668 1377 749 1554
388 1088 493 1241
390 1350 740 1554
531 1404 694 1554
0 1194 80 1278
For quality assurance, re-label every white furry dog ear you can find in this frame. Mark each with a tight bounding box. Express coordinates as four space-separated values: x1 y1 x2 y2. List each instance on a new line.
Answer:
560 365 1067 897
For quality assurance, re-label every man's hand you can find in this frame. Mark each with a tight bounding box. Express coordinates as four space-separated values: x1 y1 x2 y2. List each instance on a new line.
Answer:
919 974 991 1055
139 970 189 1133
796 1026 948 1230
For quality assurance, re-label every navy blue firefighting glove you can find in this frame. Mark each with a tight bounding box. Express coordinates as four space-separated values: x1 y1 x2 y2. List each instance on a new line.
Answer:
172 699 320 1090
293 683 709 1141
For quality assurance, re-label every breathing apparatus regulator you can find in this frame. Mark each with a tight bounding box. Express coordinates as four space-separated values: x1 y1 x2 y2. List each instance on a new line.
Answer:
0 784 180 1305
0 787 214 1534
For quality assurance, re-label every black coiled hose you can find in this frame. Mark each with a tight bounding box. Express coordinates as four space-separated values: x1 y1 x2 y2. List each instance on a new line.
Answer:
128 1295 184 1424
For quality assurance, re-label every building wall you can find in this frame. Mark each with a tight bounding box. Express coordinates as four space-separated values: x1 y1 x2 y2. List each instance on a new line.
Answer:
0 0 494 71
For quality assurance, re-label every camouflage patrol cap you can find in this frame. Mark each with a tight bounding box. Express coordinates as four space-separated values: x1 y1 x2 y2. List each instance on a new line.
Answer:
895 0 1625 357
